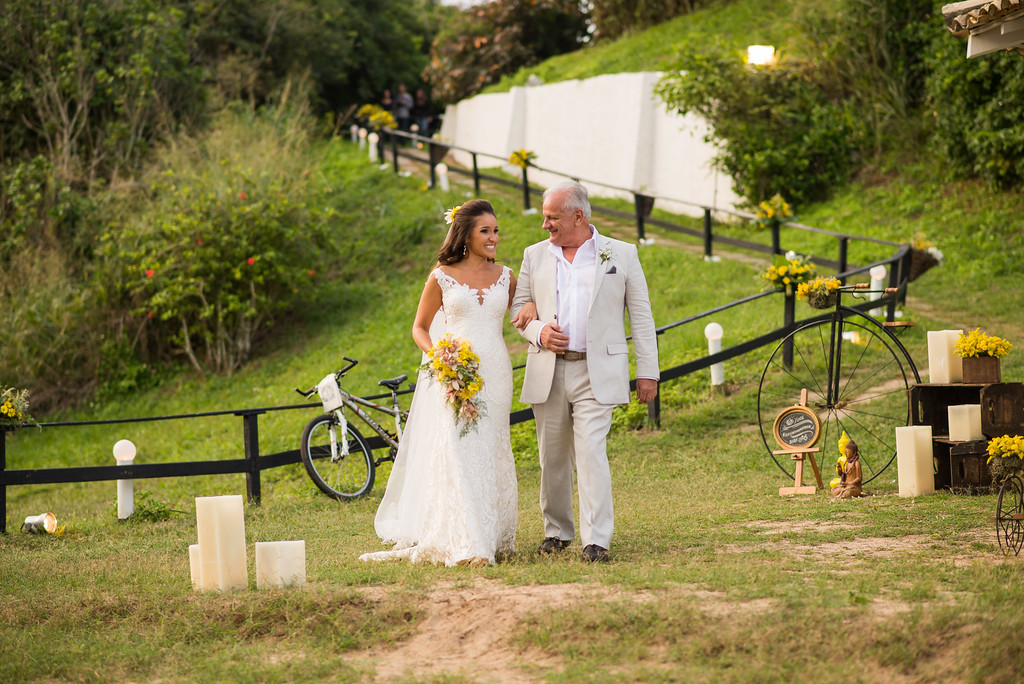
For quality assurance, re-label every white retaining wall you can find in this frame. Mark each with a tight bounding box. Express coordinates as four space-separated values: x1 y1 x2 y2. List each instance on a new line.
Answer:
437 72 742 217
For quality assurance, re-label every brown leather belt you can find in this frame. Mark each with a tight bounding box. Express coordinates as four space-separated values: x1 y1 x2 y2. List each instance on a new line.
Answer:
561 351 587 361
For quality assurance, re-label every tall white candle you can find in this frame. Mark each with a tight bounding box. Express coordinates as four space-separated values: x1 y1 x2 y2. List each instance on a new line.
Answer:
255 541 306 589
896 425 935 497
927 330 963 384
195 495 248 591
947 330 964 382
948 404 983 441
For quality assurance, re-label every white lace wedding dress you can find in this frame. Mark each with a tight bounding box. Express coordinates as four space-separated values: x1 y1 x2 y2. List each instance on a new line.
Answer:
359 266 517 566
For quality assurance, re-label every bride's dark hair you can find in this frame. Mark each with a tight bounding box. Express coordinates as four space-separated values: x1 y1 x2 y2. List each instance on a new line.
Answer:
437 199 496 266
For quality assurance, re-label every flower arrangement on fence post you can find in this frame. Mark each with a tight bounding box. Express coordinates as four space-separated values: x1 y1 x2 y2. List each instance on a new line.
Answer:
753 193 794 229
0 386 37 430
796 275 841 310
761 251 816 296
356 104 397 131
508 149 536 169
986 434 1024 482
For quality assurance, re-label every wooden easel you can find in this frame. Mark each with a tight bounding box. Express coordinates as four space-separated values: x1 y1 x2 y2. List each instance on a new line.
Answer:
776 389 824 496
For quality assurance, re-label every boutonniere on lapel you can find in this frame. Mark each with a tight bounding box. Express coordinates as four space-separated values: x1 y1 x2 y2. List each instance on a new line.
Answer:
598 247 612 264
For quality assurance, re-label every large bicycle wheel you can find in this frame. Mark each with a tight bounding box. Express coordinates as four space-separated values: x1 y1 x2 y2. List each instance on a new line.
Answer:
758 314 914 484
996 475 1024 556
300 414 375 499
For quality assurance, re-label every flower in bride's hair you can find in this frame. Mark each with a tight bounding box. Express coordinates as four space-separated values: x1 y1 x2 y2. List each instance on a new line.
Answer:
444 205 462 225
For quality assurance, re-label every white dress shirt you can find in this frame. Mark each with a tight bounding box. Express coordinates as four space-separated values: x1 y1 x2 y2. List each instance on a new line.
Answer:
546 227 598 353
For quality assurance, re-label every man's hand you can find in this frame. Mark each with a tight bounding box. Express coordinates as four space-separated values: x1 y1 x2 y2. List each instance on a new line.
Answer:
539 323 569 354
635 378 658 404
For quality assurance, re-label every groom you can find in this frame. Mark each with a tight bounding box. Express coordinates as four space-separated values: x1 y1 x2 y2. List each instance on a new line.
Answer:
511 181 659 562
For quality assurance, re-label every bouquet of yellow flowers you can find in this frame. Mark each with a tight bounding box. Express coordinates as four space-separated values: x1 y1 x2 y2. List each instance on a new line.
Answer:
954 328 1013 358
986 434 1024 481
356 104 397 131
762 251 816 296
797 275 841 310
508 149 536 169
425 334 485 435
753 193 794 229
1 385 37 430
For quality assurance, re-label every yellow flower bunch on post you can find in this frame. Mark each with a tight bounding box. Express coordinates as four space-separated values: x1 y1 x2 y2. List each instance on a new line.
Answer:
356 104 397 131
986 434 1024 481
954 328 1013 358
762 252 816 296
424 333 485 435
754 193 794 229
796 275 841 309
0 385 37 429
508 149 536 169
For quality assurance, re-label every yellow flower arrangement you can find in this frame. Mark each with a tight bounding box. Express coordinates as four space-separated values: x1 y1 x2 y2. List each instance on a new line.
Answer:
796 275 841 310
761 251 816 296
424 334 485 435
986 434 1024 481
356 104 397 131
0 385 36 429
954 328 1013 359
754 193 794 229
508 149 536 169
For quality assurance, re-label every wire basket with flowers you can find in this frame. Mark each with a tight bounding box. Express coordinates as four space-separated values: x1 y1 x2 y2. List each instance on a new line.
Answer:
761 251 816 296
753 193 795 229
986 434 1024 483
1 385 37 431
797 275 842 310
423 333 486 436
907 232 944 281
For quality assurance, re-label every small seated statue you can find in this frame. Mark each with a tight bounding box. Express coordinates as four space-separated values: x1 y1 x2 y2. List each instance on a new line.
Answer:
831 439 863 499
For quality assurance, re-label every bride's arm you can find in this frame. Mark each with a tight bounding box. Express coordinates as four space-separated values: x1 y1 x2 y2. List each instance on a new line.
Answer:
508 272 537 330
412 276 443 354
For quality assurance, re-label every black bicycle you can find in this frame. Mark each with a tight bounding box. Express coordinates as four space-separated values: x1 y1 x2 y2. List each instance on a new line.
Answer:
295 357 410 499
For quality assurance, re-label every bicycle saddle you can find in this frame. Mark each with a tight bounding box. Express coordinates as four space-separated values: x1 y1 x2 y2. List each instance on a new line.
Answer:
378 375 408 390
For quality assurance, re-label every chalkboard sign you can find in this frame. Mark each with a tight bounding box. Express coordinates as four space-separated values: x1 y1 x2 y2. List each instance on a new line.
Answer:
773 406 822 449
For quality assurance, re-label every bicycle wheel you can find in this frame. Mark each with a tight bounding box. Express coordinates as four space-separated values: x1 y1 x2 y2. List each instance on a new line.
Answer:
758 314 914 485
300 414 375 500
996 475 1024 556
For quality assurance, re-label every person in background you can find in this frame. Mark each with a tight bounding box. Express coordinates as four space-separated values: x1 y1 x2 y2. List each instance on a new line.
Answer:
394 83 413 132
413 88 434 137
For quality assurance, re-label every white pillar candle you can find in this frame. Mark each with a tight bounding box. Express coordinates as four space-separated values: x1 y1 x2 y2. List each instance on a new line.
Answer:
896 426 935 497
189 544 202 590
948 404 983 441
195 495 248 591
255 541 306 589
368 132 379 162
927 330 962 384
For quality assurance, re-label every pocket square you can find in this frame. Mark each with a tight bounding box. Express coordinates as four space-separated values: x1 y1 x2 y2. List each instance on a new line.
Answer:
606 265 617 274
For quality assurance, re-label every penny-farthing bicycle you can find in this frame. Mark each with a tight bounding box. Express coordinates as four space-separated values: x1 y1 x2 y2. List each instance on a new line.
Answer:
995 472 1024 555
757 283 921 485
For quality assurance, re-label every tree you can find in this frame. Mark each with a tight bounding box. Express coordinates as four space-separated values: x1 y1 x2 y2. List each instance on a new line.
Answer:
423 0 587 105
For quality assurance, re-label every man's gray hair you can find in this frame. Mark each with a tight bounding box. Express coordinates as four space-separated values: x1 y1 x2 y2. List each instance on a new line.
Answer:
544 180 592 221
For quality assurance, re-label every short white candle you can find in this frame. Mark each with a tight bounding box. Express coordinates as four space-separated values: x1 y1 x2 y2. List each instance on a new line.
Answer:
896 425 935 497
948 404 983 441
368 132 379 162
255 541 306 589
195 495 248 591
113 439 137 519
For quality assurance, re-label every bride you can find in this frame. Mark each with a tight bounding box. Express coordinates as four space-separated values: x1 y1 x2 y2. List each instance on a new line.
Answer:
360 199 533 567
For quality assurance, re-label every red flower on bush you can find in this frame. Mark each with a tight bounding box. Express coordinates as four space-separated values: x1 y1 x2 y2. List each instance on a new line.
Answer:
238 192 247 200
145 269 155 278
309 269 316 277
247 257 256 265
147 311 155 320
196 237 203 245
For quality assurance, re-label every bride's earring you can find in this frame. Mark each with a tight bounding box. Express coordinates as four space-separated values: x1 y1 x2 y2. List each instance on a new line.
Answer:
462 245 467 257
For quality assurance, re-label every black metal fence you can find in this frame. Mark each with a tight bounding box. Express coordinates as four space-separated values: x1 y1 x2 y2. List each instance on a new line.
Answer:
0 134 919 532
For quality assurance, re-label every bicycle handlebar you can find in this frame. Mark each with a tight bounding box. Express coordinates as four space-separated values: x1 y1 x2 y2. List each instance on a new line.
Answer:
295 356 360 397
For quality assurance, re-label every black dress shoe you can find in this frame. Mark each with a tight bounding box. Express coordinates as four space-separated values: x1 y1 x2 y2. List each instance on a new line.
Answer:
582 544 609 562
537 537 571 554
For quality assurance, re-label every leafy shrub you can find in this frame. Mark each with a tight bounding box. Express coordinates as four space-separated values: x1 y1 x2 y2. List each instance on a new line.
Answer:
656 45 858 206
589 0 712 42
926 36 1024 188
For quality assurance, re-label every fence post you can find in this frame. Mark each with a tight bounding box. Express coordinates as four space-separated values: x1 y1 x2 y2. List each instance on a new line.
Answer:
240 411 264 505
647 393 661 428
771 221 781 255
1 430 6 533
703 208 713 260
390 130 399 174
472 153 480 196
783 290 796 369
521 167 531 212
428 143 437 188
838 237 849 282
